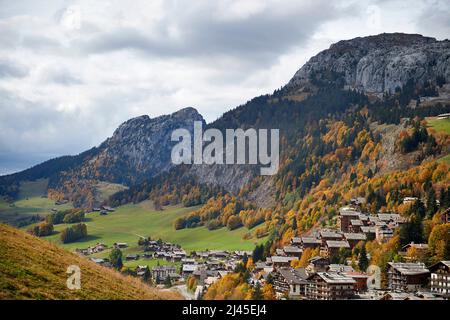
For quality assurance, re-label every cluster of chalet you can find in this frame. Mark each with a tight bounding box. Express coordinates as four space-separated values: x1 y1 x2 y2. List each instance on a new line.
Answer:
116 237 254 296
77 234 252 295
264 256 369 300
384 261 450 299
339 205 404 243
77 196 450 300
92 205 115 215
75 242 107 256
258 255 450 300
132 249 253 298
270 203 404 267
181 250 253 298
149 242 187 262
254 198 449 300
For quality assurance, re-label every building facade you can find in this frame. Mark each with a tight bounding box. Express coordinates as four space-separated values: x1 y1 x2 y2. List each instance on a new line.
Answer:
306 272 356 300
387 262 430 292
429 261 450 298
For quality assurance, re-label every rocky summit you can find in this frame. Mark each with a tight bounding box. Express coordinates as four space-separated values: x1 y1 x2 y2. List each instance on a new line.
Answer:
289 33 450 94
65 107 205 186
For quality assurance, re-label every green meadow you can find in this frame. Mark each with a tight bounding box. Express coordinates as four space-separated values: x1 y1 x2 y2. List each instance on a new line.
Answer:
44 200 266 253
0 179 72 226
427 117 450 164
3 179 266 266
438 153 450 164
427 117 450 135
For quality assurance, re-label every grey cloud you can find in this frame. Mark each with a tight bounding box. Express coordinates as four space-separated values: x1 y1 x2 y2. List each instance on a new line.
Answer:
0 18 61 52
79 1 345 67
0 87 160 173
45 69 83 85
21 34 61 50
415 0 450 40
0 60 28 78
0 0 66 19
0 89 95 165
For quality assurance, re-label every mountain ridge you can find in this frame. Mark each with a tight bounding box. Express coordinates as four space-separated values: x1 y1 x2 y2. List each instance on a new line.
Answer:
288 33 450 95
1 33 450 210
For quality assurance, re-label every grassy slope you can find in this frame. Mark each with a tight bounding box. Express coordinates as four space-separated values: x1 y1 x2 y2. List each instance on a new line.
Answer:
427 117 450 164
427 117 450 135
439 153 450 164
17 179 49 199
94 181 128 203
45 200 266 252
0 224 181 300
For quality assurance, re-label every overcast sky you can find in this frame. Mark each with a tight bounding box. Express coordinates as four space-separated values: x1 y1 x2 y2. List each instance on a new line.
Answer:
0 0 449 175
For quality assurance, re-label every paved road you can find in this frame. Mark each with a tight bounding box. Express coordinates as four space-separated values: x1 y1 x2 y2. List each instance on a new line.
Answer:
173 284 195 300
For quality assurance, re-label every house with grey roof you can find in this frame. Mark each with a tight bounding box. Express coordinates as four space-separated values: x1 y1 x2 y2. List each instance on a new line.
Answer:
429 261 450 298
272 267 309 299
387 262 430 292
306 272 356 300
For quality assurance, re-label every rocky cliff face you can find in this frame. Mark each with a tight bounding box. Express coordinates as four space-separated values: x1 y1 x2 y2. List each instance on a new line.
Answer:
64 107 204 185
289 33 450 94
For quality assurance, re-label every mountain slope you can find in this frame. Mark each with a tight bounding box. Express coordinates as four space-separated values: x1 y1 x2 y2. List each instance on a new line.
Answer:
0 224 181 299
1 33 449 211
64 107 204 186
184 33 450 201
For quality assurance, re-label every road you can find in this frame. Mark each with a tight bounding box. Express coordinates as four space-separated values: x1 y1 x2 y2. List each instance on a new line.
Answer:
173 284 196 300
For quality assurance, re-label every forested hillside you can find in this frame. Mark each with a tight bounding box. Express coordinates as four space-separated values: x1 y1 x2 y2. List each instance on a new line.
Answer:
1 34 450 260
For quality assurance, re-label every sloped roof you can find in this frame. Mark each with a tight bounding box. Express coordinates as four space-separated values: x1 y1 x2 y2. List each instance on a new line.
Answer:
313 272 356 284
320 230 342 238
388 262 429 275
283 246 302 253
350 219 363 226
326 240 350 248
301 237 321 244
278 268 309 284
344 233 367 241
339 207 361 216
271 256 296 263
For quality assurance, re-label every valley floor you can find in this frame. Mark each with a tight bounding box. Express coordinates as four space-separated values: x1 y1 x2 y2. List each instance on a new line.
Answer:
45 200 266 253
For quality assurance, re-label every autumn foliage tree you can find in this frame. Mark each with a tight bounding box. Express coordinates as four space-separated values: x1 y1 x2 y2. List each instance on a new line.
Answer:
428 223 450 262
109 248 123 270
28 221 54 237
60 223 88 243
204 273 252 300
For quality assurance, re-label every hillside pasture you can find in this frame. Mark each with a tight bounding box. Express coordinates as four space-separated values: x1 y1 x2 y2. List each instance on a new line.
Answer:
45 200 266 252
0 179 73 226
427 117 450 135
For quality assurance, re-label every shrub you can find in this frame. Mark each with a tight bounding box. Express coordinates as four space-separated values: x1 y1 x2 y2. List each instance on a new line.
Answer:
46 209 85 224
109 248 123 270
60 223 88 243
63 210 85 223
226 216 242 230
206 219 222 230
28 222 54 237
173 217 186 230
